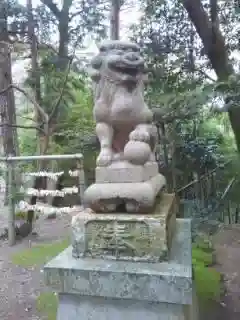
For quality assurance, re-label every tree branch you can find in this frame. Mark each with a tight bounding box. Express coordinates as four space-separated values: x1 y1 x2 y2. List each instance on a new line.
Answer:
68 10 83 22
181 0 233 79
40 0 61 19
18 115 37 122
0 123 45 133
210 0 218 26
62 0 74 13
37 41 58 54
48 59 72 125
181 0 240 152
195 67 216 82
7 38 59 56
0 85 48 123
210 0 218 44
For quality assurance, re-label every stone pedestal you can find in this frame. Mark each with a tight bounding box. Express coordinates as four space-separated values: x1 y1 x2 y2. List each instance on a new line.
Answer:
44 219 198 320
72 193 177 262
95 161 159 183
83 161 166 213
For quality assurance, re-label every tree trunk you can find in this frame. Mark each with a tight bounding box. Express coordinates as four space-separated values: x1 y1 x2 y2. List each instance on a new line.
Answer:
41 0 71 70
58 13 69 69
110 0 120 40
181 0 240 151
0 4 18 158
27 0 48 226
0 3 19 205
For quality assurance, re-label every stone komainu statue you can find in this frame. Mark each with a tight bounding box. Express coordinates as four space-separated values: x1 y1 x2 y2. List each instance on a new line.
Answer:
84 40 166 213
88 40 157 166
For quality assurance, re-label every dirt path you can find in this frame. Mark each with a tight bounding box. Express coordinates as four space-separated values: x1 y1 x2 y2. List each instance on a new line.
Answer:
213 225 240 320
0 210 71 320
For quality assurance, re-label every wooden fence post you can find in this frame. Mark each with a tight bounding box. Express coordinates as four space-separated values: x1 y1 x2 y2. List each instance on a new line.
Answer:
77 157 86 206
7 159 15 246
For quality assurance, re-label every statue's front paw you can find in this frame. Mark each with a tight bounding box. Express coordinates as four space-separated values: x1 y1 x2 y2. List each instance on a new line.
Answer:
97 148 113 166
129 129 150 142
125 200 139 213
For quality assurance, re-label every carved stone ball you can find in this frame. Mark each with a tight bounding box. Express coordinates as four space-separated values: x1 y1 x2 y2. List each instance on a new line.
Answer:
124 140 151 165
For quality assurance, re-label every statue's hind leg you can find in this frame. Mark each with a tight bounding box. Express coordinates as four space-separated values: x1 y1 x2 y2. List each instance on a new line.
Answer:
96 122 114 167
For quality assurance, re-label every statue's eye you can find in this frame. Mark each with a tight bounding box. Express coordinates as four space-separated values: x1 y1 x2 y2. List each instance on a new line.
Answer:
130 47 139 53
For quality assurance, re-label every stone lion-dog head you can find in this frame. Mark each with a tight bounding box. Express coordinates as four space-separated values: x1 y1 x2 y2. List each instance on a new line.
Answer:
88 40 148 105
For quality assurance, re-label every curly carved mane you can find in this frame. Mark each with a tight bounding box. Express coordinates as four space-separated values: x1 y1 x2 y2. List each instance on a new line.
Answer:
89 46 145 98
88 41 150 124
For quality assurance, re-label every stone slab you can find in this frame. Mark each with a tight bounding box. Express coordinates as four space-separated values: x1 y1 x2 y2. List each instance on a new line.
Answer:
44 219 192 305
95 161 159 183
183 283 199 320
57 294 186 320
83 173 166 213
71 193 177 262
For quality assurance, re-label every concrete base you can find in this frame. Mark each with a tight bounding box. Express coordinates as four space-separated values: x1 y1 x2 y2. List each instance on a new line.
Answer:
57 294 186 320
44 219 199 320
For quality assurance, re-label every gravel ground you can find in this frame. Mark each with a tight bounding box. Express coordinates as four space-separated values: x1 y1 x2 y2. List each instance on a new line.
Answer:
0 193 71 320
213 225 240 320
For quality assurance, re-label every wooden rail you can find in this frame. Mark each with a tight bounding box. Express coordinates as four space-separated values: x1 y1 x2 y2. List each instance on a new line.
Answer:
0 154 85 246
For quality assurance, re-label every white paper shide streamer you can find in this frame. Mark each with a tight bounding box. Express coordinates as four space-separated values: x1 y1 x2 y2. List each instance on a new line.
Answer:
18 201 79 215
26 170 80 180
18 170 83 215
26 186 79 197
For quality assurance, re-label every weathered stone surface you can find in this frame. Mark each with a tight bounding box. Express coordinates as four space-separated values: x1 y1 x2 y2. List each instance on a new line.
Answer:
84 173 166 213
95 161 158 183
88 40 157 168
83 40 165 214
72 193 177 262
45 219 192 305
57 294 186 320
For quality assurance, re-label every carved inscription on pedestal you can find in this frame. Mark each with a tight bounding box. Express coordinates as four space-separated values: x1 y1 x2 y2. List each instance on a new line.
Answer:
84 219 150 259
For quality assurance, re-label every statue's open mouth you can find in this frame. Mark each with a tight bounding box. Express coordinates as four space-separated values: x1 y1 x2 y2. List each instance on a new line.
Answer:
109 58 145 77
110 64 139 76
